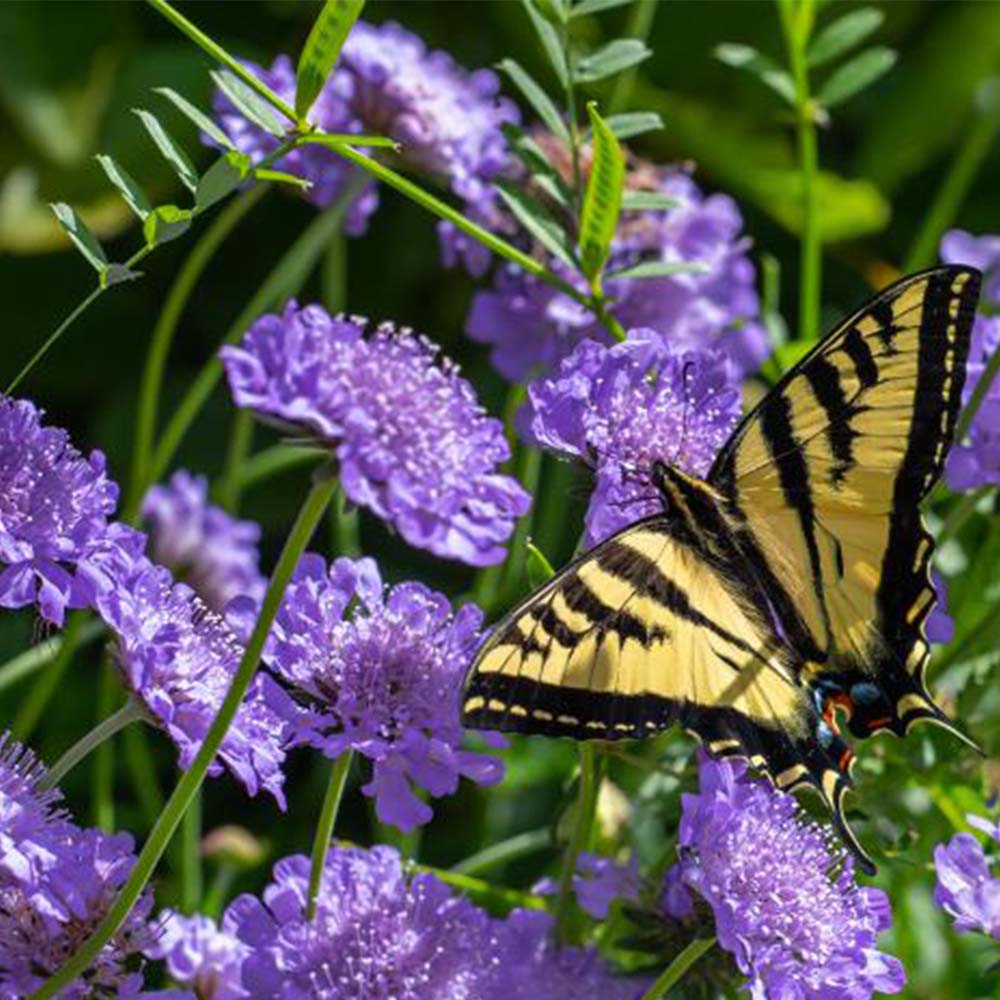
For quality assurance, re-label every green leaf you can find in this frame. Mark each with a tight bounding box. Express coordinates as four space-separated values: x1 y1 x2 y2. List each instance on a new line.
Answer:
500 123 573 205
195 152 252 212
143 204 193 248
132 108 199 193
95 155 152 220
574 38 651 83
571 0 633 16
520 0 569 88
578 102 625 281
526 541 557 587
305 132 399 148
601 111 664 140
253 168 312 191
49 202 107 271
494 180 576 269
817 46 897 109
605 260 708 280
807 7 884 67
211 70 286 138
499 59 570 144
714 43 796 105
100 263 142 289
621 190 677 211
295 0 366 120
154 87 235 151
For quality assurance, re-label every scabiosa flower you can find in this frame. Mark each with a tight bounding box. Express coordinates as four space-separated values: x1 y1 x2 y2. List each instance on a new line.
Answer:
247 553 501 830
220 302 531 567
573 853 642 920
926 571 955 645
934 815 1000 939
466 168 768 381
941 230 1000 306
0 396 141 626
94 557 299 807
526 332 741 545
142 471 266 612
146 911 249 1000
663 753 904 1000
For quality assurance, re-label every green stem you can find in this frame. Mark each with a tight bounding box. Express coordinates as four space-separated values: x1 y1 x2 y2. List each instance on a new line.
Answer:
181 791 203 912
1 617 103 698
41 698 146 791
936 486 990 548
608 0 658 113
123 725 164 829
956 339 1000 443
561 20 583 208
414 864 547 913
29 472 338 1000
330 489 360 558
216 410 255 513
146 0 299 126
934 599 1000 673
497 445 545 608
203 864 237 920
93 662 119 830
128 185 267 514
639 937 716 1000
306 752 354 920
554 743 599 942
237 445 328 493
451 828 552 876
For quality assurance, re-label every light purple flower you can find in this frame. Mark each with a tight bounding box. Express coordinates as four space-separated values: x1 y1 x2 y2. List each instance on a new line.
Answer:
941 230 1000 305
526 332 742 545
245 553 501 830
95 557 300 807
147 911 249 1000
934 815 1000 938
926 571 955 645
664 753 904 1000
0 396 141 626
142 471 266 612
573 853 642 920
220 302 531 567
465 169 769 381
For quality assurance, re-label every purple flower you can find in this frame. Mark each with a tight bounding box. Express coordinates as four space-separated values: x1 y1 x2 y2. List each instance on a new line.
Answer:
142 471 266 612
466 169 769 381
934 816 1000 938
247 553 501 830
941 230 1000 306
926 571 955 645
146 911 249 1000
573 853 641 920
664 754 904 1000
0 396 141 626
526 333 742 545
95 557 299 807
221 303 531 567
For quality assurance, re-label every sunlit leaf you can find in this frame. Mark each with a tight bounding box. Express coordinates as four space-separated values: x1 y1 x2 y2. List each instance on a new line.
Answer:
605 260 708 280
100 263 142 289
575 38 651 83
807 7 884 67
519 0 569 87
578 102 624 281
571 0 633 17
211 70 285 138
526 541 556 588
601 111 664 140
143 204 193 247
253 168 312 191
714 42 795 105
132 108 199 192
499 59 570 144
154 86 235 150
195 152 251 212
501 123 573 205
49 202 107 271
295 0 366 120
495 180 576 269
95 155 152 220
621 190 677 211
818 46 897 109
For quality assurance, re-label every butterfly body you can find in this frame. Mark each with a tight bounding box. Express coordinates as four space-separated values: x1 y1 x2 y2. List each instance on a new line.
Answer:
463 266 982 870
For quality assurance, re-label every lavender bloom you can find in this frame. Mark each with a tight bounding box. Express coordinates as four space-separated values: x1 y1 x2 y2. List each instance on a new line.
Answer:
573 853 641 920
142 471 266 612
941 230 1000 305
0 396 141 626
926 571 955 645
246 554 501 830
664 754 904 1000
221 303 531 567
147 911 249 1000
95 558 299 807
934 816 1000 938
466 169 769 381
526 333 742 545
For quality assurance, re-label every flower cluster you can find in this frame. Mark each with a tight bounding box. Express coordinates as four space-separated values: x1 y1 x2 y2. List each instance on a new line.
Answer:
934 814 1000 939
242 553 501 829
147 910 249 1000
526 332 742 545
662 753 904 1000
221 302 530 566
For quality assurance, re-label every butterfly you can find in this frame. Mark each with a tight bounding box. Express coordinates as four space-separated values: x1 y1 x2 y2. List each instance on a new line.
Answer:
462 265 982 872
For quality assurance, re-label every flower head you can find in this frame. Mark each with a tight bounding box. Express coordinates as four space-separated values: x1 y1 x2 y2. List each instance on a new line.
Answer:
95 558 299 807
526 333 741 545
664 753 904 1000
0 396 141 625
221 303 531 567
142 470 266 612
941 230 1000 306
934 816 1000 938
250 554 501 829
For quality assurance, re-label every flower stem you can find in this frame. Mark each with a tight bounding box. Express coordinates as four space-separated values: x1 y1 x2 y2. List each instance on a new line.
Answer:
936 486 990 548
215 410 256 513
93 661 119 830
306 751 354 920
28 471 338 1000
554 743 600 942
181 791 203 912
451 828 552 876
330 488 361 558
40 698 147 791
639 937 715 1000
237 445 328 493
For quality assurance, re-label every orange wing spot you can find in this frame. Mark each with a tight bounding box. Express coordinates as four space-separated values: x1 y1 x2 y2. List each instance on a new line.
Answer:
867 716 893 731
822 693 855 735
839 748 854 773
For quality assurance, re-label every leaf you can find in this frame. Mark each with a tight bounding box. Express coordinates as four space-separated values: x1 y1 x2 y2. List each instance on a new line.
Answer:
253 168 312 192
100 263 142 289
132 108 199 193
501 123 573 205
578 102 625 281
143 204 193 248
520 0 569 88
714 43 796 105
211 70 286 138
605 260 708 280
95 155 152 220
305 132 399 148
574 38 651 83
807 7 884 67
494 180 576 269
154 87 235 150
526 540 557 588
195 152 251 212
295 0 366 120
621 190 677 211
601 111 664 140
49 202 107 271
571 0 633 16
499 59 570 144
817 46 897 109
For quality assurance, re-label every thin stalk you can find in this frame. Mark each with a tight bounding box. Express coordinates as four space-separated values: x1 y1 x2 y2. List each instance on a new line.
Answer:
123 725 164 829
608 0 658 114
639 937 716 1000
306 752 354 920
561 19 583 208
414 864 547 913
181 792 203 912
28 472 338 1000
451 828 552 876
936 486 990 549
128 185 267 512
956 341 1000 443
497 445 545 608
41 699 146 791
93 662 119 830
237 445 327 492
216 410 255 512
146 0 299 126
554 743 599 942
321 231 347 312
330 489 360 558
203 865 237 920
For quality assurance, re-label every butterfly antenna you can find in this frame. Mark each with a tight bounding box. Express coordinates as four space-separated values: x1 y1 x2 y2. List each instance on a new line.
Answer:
675 358 696 471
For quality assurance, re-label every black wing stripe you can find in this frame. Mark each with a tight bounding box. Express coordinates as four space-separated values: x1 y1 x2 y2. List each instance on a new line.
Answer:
804 356 856 484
